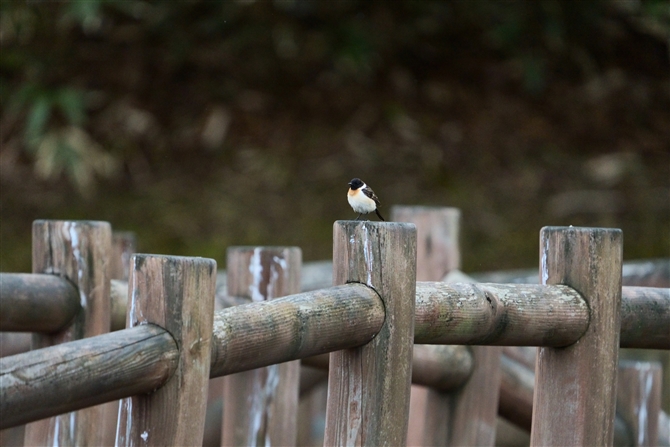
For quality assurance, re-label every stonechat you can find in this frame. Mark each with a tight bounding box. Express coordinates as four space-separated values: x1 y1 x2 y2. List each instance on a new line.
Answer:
347 178 385 221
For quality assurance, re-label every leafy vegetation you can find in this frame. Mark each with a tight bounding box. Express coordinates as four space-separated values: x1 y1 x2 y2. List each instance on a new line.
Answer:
1 0 668 276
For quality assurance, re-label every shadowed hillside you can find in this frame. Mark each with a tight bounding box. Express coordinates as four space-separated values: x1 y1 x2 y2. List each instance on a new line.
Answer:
1 0 668 274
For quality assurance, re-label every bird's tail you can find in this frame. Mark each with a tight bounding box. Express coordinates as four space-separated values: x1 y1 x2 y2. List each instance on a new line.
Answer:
375 208 385 221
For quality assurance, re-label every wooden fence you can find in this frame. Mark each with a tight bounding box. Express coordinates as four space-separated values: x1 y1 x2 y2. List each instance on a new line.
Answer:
1 208 669 446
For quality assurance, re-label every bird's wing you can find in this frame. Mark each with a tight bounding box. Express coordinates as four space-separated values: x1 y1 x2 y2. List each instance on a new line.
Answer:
363 187 381 206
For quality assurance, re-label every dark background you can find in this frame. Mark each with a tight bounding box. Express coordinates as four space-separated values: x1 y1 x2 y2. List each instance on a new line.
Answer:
1 0 668 273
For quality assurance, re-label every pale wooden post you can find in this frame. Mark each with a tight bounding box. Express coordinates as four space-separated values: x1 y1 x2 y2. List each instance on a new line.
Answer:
221 247 301 447
115 254 216 447
531 227 623 446
393 206 502 447
617 361 662 446
324 221 416 446
110 231 136 281
394 206 454 446
101 231 136 447
392 206 460 280
443 343 502 445
24 220 111 447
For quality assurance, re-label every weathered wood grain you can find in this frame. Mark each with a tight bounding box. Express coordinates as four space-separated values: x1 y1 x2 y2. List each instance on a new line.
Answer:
102 231 136 447
30 220 112 344
531 226 623 446
498 354 535 431
617 361 662 446
301 345 473 392
221 247 301 447
116 254 216 447
446 346 502 446
84 277 670 351
216 260 333 300
0 325 177 429
410 345 473 391
109 231 136 332
0 273 79 332
413 342 480 447
441 243 502 447
502 346 536 369
393 206 456 447
105 269 670 350
414 282 589 346
620 286 670 349
25 220 112 447
211 283 384 376
109 231 136 281
496 354 637 446
324 221 417 447
392 206 461 281
9 313 656 439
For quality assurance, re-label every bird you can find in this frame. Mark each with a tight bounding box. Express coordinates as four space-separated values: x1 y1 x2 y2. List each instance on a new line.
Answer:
347 178 385 221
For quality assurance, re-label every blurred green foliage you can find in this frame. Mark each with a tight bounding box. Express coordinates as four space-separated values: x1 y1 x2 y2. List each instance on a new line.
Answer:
0 0 668 279
2 0 667 190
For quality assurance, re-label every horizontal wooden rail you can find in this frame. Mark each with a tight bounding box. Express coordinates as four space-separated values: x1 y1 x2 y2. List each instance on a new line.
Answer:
619 286 670 349
4 275 668 351
302 344 473 392
414 282 590 346
0 273 80 332
2 280 668 430
128 280 670 349
411 344 473 391
209 283 385 377
110 279 128 332
414 283 670 349
470 258 670 287
0 324 177 429
6 260 669 344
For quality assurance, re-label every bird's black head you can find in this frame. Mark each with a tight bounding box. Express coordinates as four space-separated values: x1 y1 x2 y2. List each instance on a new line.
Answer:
348 178 364 189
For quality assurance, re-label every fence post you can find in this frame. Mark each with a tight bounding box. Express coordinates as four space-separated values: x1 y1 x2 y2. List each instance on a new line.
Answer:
101 231 136 447
115 254 216 446
110 231 136 281
394 206 502 446
393 206 454 446
617 361 662 446
221 247 301 447
324 221 416 446
24 220 111 447
531 226 623 446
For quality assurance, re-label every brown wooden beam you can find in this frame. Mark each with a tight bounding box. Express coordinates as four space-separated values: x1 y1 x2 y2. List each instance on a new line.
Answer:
0 273 79 332
620 286 670 349
414 282 590 346
0 325 177 430
210 282 384 377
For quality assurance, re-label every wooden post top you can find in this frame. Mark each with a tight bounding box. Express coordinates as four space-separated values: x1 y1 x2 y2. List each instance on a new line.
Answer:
333 220 417 288
540 226 623 282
